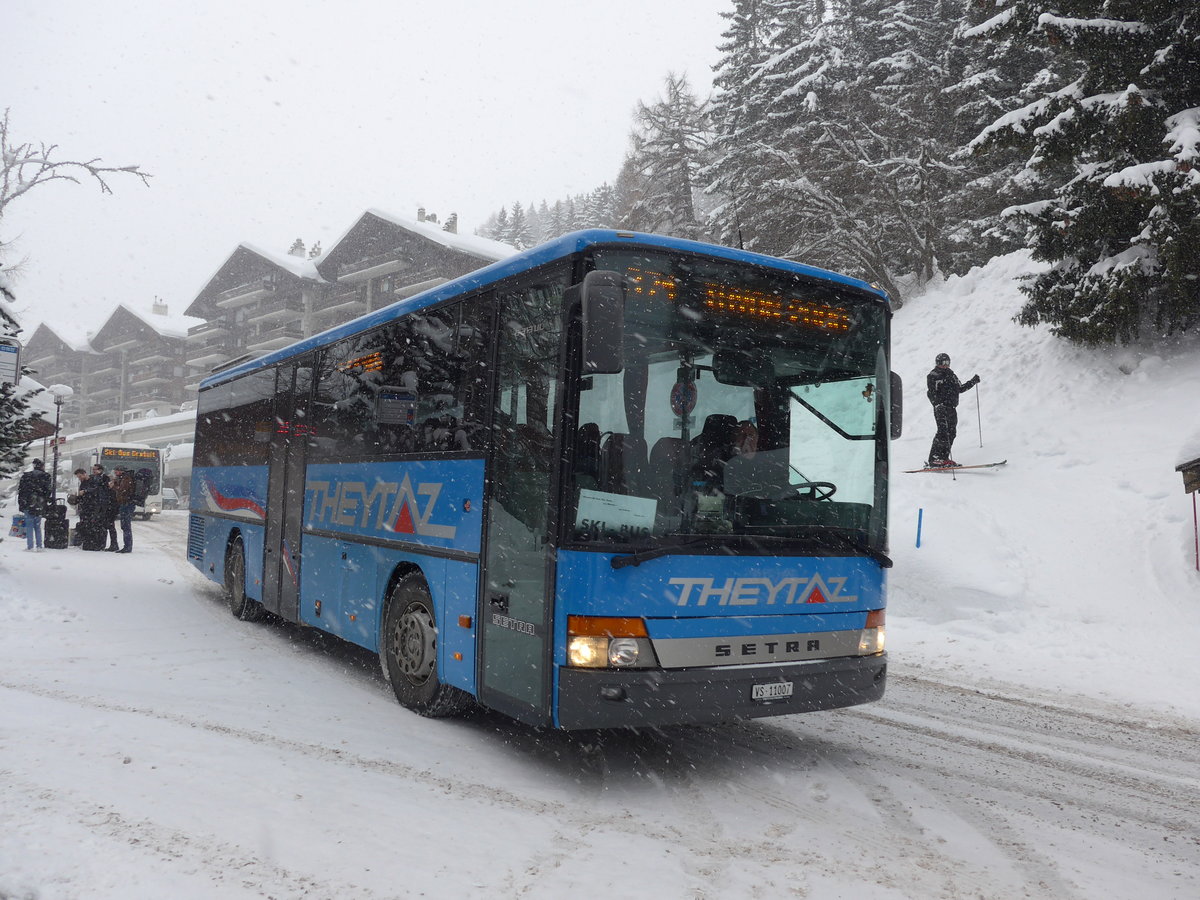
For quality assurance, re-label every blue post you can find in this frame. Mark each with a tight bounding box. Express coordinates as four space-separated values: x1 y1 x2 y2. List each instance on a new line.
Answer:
916 507 924 548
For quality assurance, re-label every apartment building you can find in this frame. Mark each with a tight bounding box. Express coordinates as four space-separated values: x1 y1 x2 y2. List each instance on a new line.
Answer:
25 208 516 435
23 300 201 432
184 209 515 379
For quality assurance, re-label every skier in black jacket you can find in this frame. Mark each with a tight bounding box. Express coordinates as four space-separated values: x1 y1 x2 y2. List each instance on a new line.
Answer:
926 353 980 467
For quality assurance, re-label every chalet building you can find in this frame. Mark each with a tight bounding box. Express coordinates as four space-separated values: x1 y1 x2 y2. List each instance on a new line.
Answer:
311 208 513 330
23 301 200 432
23 323 88 422
183 242 325 389
86 301 201 430
26 208 516 437
183 209 514 380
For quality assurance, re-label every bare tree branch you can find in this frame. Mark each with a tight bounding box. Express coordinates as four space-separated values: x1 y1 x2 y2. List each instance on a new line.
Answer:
0 108 151 223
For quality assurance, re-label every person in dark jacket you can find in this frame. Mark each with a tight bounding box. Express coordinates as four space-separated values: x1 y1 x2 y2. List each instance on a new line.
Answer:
90 464 121 551
17 458 53 551
926 352 981 467
77 465 112 551
112 466 136 553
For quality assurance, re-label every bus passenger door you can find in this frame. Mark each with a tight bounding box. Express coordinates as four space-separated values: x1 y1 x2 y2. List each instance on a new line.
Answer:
262 359 314 622
479 272 568 725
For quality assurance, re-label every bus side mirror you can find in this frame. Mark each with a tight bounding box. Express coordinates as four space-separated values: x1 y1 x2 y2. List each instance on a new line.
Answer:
578 270 625 374
890 371 903 439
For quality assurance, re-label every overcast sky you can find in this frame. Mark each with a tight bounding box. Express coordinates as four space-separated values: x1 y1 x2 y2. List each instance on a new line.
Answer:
3 0 728 342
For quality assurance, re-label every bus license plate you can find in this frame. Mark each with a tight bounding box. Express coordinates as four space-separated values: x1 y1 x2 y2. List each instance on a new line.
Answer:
752 681 793 701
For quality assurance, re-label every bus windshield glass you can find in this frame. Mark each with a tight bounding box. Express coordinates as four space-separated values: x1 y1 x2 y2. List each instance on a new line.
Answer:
569 248 890 550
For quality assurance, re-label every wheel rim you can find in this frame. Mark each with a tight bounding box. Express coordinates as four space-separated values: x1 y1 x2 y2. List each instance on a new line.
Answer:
392 602 436 685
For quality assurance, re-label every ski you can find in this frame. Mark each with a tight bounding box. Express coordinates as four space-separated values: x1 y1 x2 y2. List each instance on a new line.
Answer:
904 459 1007 474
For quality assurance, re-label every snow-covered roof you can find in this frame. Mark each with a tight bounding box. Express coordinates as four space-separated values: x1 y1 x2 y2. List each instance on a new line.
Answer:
116 303 206 340
332 209 518 264
63 406 198 443
26 321 93 353
236 242 325 281
1177 426 1200 468
16 373 55 418
166 441 193 463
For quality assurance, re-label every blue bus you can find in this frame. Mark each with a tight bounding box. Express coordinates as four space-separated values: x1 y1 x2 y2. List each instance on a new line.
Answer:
188 230 900 729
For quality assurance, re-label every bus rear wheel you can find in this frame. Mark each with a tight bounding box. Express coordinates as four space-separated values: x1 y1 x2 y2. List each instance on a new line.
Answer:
380 574 471 717
225 537 264 622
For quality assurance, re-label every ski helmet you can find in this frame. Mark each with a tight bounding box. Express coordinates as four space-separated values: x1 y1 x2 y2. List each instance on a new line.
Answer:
935 353 951 365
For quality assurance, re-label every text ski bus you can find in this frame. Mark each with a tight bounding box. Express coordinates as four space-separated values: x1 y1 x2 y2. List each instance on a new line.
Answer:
188 230 901 729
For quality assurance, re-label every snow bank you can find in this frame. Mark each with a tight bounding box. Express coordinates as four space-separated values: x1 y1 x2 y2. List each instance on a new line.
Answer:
890 250 1200 720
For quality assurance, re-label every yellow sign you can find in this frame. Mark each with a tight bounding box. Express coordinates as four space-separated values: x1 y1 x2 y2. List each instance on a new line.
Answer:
100 447 160 461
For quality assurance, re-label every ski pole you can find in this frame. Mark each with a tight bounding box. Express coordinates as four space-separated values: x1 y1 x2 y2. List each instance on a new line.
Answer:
976 384 983 448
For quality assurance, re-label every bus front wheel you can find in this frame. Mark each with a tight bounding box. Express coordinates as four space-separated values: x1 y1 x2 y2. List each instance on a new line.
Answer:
225 538 264 622
380 574 471 717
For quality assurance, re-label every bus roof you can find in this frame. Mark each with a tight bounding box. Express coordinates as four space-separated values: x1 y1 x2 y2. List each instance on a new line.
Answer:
200 230 891 390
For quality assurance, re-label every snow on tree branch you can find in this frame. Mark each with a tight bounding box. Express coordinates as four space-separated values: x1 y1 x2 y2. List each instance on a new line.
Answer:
0 108 151 222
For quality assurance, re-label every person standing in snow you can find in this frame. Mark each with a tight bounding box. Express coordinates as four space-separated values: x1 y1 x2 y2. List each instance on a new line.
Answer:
112 465 136 553
89 464 120 552
70 468 101 550
926 352 980 467
17 458 53 551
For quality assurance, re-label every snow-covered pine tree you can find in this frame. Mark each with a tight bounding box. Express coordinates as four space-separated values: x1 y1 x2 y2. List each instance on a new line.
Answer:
589 183 618 229
727 0 903 296
705 0 774 249
493 205 511 244
990 1 1200 343
944 0 1073 273
867 0 968 285
508 202 534 250
0 269 44 474
619 74 712 241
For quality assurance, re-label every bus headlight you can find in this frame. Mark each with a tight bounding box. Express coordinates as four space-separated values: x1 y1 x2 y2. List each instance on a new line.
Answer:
566 616 657 668
567 636 608 667
608 638 640 667
858 609 886 655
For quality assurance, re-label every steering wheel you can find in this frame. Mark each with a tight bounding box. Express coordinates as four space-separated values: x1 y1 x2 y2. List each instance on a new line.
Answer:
773 481 837 501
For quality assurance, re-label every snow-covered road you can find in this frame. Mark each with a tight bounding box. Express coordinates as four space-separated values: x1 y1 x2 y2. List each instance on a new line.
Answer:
3 512 1197 899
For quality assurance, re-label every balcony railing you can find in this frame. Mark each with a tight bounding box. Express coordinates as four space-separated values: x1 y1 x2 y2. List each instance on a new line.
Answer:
127 388 174 406
129 369 172 387
246 324 303 354
188 322 231 339
245 295 305 325
215 278 277 309
315 290 368 319
128 349 175 366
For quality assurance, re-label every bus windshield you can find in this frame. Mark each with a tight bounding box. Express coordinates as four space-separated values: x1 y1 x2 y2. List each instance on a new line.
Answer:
569 248 891 551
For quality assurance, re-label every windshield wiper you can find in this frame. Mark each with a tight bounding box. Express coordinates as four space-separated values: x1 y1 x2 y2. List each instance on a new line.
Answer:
811 531 893 568
610 532 892 569
611 536 715 569
725 531 893 569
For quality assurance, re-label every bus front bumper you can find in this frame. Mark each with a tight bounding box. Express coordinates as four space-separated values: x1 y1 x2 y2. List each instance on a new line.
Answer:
556 653 886 730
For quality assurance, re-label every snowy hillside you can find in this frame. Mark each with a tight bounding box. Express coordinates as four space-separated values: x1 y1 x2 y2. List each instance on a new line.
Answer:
889 251 1200 721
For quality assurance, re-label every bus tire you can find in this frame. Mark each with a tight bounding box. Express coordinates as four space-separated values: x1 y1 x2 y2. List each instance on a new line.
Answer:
380 574 471 717
225 537 264 622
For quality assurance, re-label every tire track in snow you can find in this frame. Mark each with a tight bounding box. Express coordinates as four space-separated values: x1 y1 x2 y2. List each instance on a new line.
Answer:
1 773 385 899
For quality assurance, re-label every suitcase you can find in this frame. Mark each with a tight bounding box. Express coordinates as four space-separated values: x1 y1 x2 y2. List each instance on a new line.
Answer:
44 501 69 550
